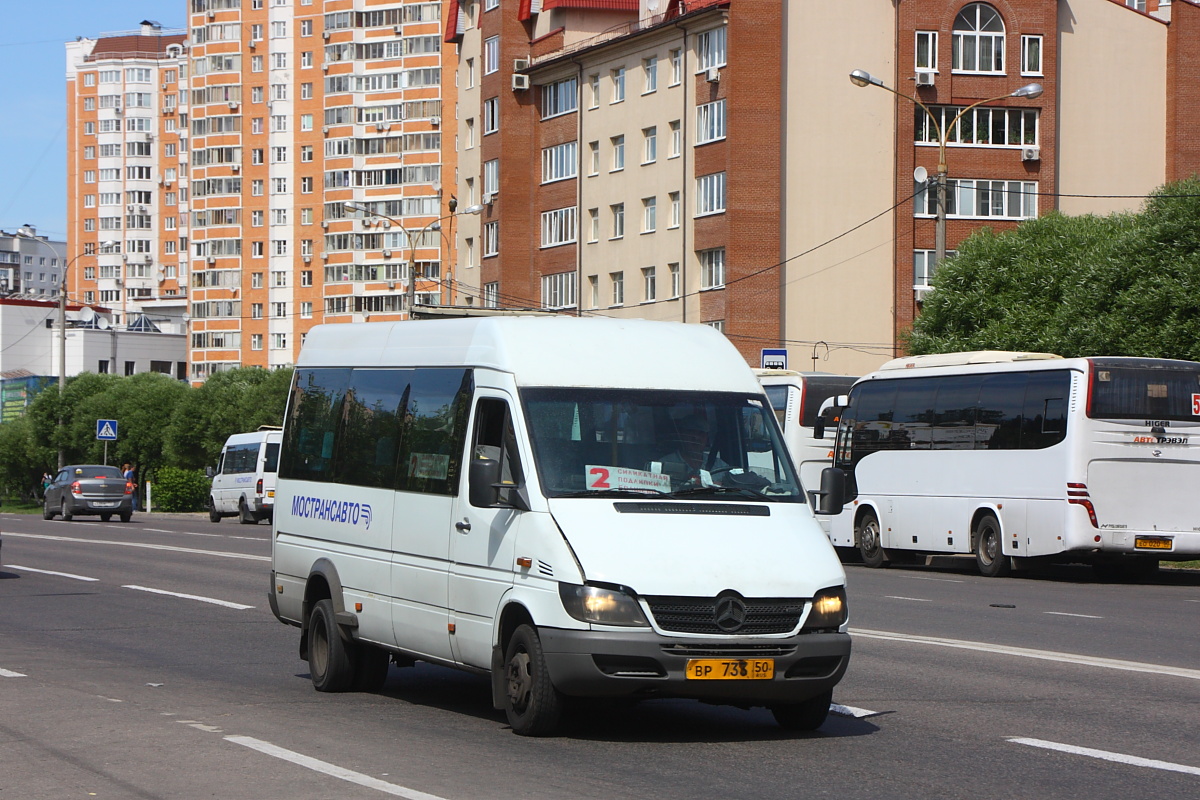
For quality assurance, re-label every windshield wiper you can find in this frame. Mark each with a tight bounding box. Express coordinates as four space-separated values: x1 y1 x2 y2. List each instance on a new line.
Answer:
667 486 764 500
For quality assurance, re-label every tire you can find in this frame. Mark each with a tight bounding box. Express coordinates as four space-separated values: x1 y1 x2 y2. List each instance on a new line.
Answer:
61 499 73 522
771 689 833 731
238 499 257 525
503 624 563 736
42 501 55 520
120 510 132 523
974 514 1010 577
353 644 391 692
100 513 112 522
209 499 221 524
308 599 355 692
857 511 886 568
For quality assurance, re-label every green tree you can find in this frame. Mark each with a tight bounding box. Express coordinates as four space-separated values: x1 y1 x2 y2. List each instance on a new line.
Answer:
0 416 51 501
906 177 1200 360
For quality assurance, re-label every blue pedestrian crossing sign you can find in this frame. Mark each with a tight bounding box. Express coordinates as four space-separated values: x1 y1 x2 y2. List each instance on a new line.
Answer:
96 419 119 441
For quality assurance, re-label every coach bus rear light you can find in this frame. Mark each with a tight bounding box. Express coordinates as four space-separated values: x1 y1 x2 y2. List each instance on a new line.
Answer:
1066 483 1098 528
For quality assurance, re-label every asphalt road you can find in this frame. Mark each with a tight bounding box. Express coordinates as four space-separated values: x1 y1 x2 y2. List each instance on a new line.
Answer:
1 511 1197 800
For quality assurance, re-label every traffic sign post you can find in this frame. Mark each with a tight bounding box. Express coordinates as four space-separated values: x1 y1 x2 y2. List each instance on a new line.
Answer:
761 348 788 370
96 419 118 465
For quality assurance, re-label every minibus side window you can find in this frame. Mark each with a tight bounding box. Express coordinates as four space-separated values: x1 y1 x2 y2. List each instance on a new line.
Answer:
395 368 474 496
279 368 352 483
332 368 411 489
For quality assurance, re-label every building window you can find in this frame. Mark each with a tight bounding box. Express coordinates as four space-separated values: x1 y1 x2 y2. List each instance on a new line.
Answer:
483 97 499 134
252 334 263 350
483 221 499 256
642 266 656 302
916 31 937 72
697 27 726 70
1021 35 1043 75
589 141 600 175
695 100 726 145
670 48 682 85
540 207 577 248
589 74 600 109
271 333 287 350
913 249 955 289
611 204 625 239
588 208 599 242
588 275 599 308
916 105 1038 147
611 67 625 103
484 36 499 74
669 192 681 228
914 178 1037 219
643 56 658 94
484 282 499 308
483 159 499 196
696 172 726 216
610 272 624 306
541 76 578 118
542 141 577 183
669 120 681 158
642 197 656 233
611 135 625 171
540 271 577 309
952 3 1005 74
643 127 657 163
699 248 725 289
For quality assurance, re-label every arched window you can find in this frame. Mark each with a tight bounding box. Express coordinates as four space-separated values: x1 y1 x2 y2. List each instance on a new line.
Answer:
952 3 1005 73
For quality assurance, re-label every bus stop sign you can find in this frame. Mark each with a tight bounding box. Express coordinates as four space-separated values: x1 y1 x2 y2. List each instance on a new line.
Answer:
761 348 788 370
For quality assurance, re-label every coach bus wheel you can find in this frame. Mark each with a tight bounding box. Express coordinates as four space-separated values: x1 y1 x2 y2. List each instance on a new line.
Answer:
504 624 563 736
974 514 1010 578
308 599 354 692
857 511 887 568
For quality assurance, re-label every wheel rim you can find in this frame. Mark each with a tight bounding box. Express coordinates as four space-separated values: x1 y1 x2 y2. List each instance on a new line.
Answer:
507 649 533 713
860 519 881 557
980 525 999 565
311 618 329 679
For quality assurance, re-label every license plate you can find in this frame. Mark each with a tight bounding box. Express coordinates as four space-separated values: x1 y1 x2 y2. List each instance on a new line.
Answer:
686 658 774 680
93 501 118 508
1135 537 1173 550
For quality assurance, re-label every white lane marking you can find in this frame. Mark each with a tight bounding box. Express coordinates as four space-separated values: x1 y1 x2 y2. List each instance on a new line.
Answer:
123 585 254 610
5 532 269 562
226 736 450 800
1009 737 1200 777
884 596 933 602
1044 611 1104 619
1 668 27 678
7 564 99 582
852 628 1200 682
830 703 880 718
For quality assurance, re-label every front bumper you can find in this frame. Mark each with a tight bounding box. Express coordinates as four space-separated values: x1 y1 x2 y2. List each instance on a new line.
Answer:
538 627 851 705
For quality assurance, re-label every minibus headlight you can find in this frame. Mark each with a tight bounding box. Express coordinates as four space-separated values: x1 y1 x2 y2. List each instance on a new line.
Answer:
802 586 848 631
559 583 649 627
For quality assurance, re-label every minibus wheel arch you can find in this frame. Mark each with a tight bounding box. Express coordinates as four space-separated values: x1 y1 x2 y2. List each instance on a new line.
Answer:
490 602 535 710
300 561 346 659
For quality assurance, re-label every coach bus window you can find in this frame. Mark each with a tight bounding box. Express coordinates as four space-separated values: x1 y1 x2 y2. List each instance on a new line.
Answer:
1021 370 1069 449
977 373 1026 450
891 378 937 450
931 375 980 450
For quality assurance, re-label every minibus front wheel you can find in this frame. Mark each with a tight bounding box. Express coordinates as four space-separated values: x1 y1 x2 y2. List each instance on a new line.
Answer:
503 624 563 736
771 688 833 731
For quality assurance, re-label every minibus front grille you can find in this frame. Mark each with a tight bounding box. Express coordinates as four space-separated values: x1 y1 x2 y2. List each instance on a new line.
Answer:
659 644 796 658
645 596 804 635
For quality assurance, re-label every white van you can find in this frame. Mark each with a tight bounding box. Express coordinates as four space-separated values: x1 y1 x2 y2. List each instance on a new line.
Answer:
209 427 282 524
269 317 850 736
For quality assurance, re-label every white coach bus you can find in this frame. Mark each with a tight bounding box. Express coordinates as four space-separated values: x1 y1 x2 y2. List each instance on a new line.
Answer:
269 317 851 735
823 351 1200 577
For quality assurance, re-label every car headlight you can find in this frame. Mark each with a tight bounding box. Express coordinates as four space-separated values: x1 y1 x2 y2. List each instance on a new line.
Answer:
559 583 649 627
802 586 848 631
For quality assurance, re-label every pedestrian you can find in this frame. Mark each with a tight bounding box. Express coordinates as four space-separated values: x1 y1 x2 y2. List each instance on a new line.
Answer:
41 471 52 498
122 462 139 511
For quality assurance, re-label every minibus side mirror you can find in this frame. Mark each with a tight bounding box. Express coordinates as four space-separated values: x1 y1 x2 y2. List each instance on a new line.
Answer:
814 467 846 515
469 457 531 511
206 466 215 479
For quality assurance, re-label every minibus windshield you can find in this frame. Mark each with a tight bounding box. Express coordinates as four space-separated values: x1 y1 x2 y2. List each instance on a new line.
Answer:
521 388 804 501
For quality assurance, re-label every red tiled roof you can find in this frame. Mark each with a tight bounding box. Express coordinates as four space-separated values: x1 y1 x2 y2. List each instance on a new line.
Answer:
543 0 638 10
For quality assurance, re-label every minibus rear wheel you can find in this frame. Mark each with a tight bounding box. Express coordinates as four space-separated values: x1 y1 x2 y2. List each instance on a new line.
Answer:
771 688 832 731
308 599 354 692
503 624 563 736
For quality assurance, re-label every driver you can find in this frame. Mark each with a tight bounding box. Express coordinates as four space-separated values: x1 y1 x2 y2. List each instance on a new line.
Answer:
656 412 726 487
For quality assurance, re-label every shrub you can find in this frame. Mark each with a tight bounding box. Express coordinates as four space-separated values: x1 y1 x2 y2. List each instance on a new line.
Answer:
151 466 211 512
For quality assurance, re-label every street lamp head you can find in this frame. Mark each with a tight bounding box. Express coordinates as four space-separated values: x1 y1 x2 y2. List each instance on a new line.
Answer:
849 69 881 88
343 201 367 213
1012 82 1043 100
458 204 485 215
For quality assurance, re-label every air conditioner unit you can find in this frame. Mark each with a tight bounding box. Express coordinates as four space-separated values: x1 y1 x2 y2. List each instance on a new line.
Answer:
127 204 137 212
161 83 168 90
915 71 935 87
393 25 403 35
322 126 330 134
207 11 215 19
430 115 441 126
481 192 494 205
513 57 530 71
231 164 240 172
388 281 395 290
248 40 256 49
321 220 329 228
303 255 312 263
320 251 329 259
375 122 387 132
228 101 238 109
914 287 930 303
511 74 530 91
322 31 331 40
705 67 720 83
1021 146 1041 162
322 63 329 72
137 205 147 213
382 249 392 258
207 256 216 264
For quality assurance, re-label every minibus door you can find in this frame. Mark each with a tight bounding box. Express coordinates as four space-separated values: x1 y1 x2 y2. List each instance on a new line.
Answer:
448 394 523 669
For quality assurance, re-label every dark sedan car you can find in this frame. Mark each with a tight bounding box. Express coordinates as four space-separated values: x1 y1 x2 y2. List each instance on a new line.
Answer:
43 465 134 522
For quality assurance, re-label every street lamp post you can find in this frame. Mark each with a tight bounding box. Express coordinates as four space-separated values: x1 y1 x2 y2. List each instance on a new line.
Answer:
849 69 1043 266
343 202 484 317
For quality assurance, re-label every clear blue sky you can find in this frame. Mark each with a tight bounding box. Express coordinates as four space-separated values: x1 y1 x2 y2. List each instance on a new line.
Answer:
0 2 184 243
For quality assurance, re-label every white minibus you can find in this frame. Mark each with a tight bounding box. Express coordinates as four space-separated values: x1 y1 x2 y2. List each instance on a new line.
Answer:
822 351 1200 577
755 369 857 531
269 317 851 735
209 427 282 524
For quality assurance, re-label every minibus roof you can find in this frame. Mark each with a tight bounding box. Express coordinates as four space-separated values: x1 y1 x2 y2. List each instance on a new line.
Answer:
297 317 762 392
